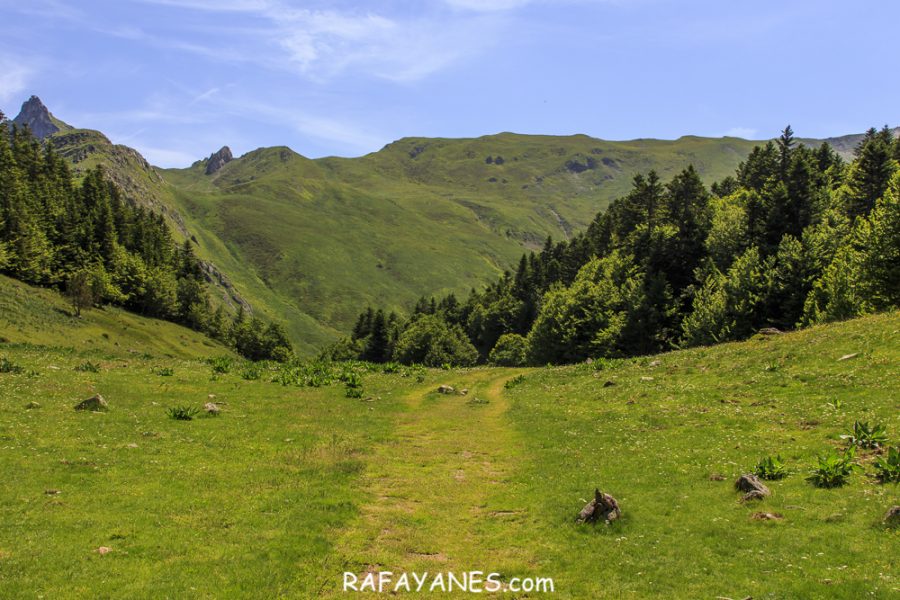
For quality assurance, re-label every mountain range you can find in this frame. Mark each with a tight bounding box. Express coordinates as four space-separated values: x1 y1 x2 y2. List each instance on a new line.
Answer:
7 95 894 354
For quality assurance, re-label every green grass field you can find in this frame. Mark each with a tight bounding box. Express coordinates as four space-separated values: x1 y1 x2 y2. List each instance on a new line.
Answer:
0 275 233 360
1 310 897 598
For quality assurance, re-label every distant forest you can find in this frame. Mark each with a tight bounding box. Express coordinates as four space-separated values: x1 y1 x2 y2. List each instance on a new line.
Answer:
0 112 291 361
340 126 900 366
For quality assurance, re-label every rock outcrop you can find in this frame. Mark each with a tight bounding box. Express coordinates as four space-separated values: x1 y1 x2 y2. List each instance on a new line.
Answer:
205 146 233 175
12 95 68 140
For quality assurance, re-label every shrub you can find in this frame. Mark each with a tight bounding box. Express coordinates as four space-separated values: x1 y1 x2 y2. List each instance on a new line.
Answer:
873 447 900 483
488 333 529 366
345 372 364 398
393 315 478 367
0 357 23 374
241 363 263 380
75 361 100 373
842 420 888 449
754 455 787 480
808 448 858 488
208 356 233 374
166 406 199 421
504 374 527 389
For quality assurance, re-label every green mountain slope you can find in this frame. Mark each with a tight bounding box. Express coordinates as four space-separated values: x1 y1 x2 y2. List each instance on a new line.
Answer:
159 133 763 351
0 275 234 359
18 96 881 354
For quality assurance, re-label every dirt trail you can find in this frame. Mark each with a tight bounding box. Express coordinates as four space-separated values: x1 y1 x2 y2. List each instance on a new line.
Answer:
319 369 533 596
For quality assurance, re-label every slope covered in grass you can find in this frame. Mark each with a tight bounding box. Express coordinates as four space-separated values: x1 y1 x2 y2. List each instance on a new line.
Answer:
0 274 232 360
159 133 762 350
0 312 896 597
502 311 899 597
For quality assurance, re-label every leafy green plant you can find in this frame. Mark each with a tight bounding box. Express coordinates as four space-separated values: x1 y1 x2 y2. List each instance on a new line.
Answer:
166 406 200 421
504 374 527 389
0 357 23 374
345 372 364 398
754 455 787 480
808 447 858 488
841 420 888 449
827 398 843 410
241 363 263 380
75 361 100 373
381 362 401 374
152 366 174 376
873 447 900 483
208 356 233 374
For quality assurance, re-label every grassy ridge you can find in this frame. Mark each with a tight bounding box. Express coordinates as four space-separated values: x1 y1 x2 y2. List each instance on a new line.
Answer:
0 312 896 597
159 134 761 351
0 274 232 360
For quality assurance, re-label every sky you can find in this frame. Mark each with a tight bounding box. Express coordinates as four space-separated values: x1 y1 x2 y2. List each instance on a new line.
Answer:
1 0 898 167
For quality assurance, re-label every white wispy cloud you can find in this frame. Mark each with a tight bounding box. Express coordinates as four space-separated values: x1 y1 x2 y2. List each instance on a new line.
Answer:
123 0 507 83
0 56 34 107
443 0 535 12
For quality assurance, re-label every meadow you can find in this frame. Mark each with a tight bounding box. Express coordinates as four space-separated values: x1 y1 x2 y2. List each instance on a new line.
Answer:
0 311 897 598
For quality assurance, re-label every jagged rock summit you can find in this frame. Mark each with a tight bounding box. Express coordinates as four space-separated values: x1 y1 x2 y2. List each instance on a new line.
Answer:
205 146 233 175
12 95 71 140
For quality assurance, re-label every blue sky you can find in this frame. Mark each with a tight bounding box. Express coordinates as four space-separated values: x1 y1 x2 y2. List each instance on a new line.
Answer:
1 0 897 167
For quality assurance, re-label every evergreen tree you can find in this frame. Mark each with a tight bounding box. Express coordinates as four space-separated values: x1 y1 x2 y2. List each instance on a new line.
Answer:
846 127 897 218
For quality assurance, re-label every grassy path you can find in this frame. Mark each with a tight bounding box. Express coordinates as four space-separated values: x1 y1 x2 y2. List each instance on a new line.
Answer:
320 368 536 596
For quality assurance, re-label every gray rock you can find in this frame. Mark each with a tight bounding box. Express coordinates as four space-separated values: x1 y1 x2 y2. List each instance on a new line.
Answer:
25 401 40 410
577 488 621 523
735 474 770 501
437 385 455 394
12 96 67 140
205 146 233 175
74 394 108 412
884 506 900 527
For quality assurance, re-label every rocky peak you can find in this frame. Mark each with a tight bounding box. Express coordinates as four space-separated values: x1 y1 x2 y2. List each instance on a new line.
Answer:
12 95 68 140
205 146 233 175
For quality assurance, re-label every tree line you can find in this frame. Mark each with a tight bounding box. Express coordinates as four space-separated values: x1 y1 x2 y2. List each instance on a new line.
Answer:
336 126 900 366
0 112 292 361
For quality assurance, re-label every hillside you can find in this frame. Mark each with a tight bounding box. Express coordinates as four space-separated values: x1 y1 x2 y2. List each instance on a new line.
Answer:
11 96 889 354
0 275 233 359
159 133 762 350
0 312 896 597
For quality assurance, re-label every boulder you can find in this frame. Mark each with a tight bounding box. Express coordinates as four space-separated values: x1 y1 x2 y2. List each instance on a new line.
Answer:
577 488 621 523
437 385 455 394
884 506 900 527
25 401 40 410
757 327 783 335
735 474 770 501
74 394 108 412
459 388 469 396
204 402 221 416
